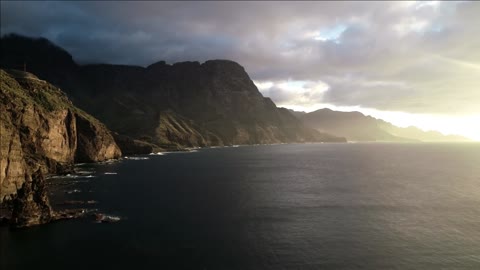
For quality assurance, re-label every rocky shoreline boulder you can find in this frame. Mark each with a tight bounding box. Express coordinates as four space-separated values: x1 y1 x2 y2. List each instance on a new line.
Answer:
10 170 53 228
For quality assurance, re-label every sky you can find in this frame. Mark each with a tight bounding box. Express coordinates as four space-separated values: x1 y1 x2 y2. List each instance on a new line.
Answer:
1 1 479 140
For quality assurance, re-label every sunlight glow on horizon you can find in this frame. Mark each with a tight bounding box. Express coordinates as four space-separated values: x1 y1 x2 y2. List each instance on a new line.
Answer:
279 103 480 141
254 77 480 141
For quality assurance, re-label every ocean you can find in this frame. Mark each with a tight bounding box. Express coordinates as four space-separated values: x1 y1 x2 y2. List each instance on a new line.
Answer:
1 143 480 269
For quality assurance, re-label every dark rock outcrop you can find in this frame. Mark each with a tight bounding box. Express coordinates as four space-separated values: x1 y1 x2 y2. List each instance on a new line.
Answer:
10 170 53 228
75 114 122 162
112 133 163 155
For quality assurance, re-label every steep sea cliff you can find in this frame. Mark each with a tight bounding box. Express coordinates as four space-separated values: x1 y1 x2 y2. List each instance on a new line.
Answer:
0 69 121 227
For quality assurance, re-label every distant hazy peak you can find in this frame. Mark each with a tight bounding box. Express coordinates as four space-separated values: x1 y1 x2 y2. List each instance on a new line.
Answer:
298 107 470 142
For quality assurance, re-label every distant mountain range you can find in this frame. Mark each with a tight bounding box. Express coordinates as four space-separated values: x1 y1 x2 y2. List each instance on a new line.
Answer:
290 108 470 142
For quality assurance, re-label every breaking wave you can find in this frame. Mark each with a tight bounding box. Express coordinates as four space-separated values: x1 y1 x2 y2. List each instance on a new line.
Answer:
149 152 164 155
48 174 96 179
124 156 150 160
93 213 122 223
75 170 95 175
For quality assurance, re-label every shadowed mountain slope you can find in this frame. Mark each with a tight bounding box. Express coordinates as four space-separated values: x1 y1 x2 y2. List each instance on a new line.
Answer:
1 34 345 148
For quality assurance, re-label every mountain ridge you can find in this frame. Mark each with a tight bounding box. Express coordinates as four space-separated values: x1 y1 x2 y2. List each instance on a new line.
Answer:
289 108 470 142
1 33 346 148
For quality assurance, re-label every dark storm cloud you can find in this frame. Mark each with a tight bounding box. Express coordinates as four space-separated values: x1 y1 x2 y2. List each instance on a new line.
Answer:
1 1 479 115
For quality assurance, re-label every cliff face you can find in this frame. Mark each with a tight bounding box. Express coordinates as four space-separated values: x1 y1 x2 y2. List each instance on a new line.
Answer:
0 69 121 226
1 34 345 148
75 114 122 162
69 60 345 146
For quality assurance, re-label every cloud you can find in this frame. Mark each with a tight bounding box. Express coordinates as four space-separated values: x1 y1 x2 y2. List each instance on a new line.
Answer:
1 1 479 116
254 80 329 108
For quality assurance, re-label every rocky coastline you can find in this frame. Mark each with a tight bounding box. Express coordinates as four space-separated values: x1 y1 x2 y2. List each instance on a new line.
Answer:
0 69 122 228
0 162 123 228
0 34 346 228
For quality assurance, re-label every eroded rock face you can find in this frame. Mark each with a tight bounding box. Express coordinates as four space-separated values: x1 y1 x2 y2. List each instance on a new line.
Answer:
0 69 121 225
112 133 163 155
0 102 77 201
75 114 122 162
0 125 25 202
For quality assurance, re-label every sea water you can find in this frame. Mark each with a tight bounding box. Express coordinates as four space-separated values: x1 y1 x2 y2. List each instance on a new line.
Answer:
1 143 480 269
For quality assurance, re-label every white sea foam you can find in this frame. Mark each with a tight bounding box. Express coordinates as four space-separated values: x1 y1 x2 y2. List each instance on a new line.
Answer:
98 159 121 165
104 172 118 175
124 156 150 160
75 170 95 175
49 174 96 179
149 152 165 155
94 214 122 223
104 215 121 221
